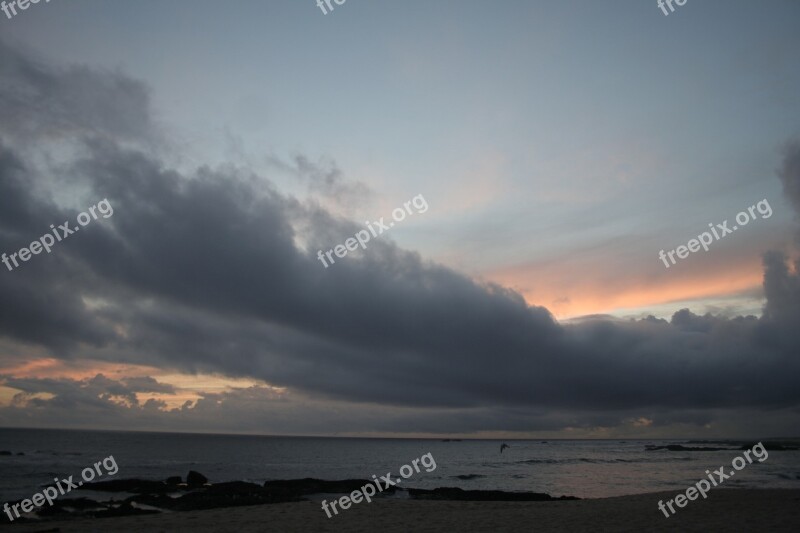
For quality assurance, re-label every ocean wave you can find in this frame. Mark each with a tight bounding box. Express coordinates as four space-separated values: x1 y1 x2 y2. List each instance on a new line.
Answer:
34 450 83 456
453 474 485 480
773 472 800 480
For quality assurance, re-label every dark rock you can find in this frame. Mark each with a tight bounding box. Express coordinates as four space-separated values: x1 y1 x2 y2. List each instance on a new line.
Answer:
57 497 107 510
124 494 180 510
35 504 75 518
128 481 300 512
207 481 264 494
0 451 11 456
186 470 208 487
16 452 24 456
262 478 392 496
128 479 371 512
79 479 172 494
37 497 105 516
165 475 182 486
93 501 160 518
645 444 734 452
407 487 579 501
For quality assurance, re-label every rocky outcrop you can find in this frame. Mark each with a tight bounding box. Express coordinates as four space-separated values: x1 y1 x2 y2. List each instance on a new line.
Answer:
186 470 209 487
262 478 394 496
128 481 301 511
645 444 734 452
80 479 174 494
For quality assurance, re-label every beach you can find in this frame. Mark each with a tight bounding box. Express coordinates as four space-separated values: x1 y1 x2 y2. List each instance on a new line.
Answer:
6 489 799 532
2 3 800 533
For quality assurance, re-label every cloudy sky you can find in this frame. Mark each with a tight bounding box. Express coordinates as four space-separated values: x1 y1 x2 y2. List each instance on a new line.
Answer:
1 0 799 438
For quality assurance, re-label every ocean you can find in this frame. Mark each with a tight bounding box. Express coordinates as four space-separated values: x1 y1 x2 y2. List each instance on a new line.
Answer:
1 429 799 503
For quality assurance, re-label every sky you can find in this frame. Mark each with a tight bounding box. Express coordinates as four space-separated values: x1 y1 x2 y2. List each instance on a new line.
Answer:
0 0 799 438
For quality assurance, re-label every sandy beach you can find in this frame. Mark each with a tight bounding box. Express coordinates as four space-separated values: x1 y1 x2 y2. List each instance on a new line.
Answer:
5 489 799 532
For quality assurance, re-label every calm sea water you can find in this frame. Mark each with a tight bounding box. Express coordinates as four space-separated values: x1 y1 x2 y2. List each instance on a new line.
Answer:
1 429 799 503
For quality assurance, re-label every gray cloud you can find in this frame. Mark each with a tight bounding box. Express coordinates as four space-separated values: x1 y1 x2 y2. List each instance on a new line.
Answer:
1 40 799 436
2 374 795 438
266 153 372 211
0 39 153 145
778 139 800 218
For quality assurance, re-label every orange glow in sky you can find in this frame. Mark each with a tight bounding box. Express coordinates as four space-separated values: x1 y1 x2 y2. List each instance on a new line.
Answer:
486 256 765 319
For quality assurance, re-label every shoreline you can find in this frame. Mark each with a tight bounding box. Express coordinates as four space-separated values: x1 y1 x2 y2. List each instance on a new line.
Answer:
4 488 799 532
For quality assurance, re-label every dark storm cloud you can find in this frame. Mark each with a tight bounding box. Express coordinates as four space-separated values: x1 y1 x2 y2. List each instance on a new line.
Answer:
3 373 785 437
120 376 176 394
0 39 152 143
1 41 799 434
0 374 680 435
0 143 119 353
760 141 800 343
778 139 800 217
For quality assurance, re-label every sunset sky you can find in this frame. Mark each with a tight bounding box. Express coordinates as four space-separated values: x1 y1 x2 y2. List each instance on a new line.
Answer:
1 0 799 438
